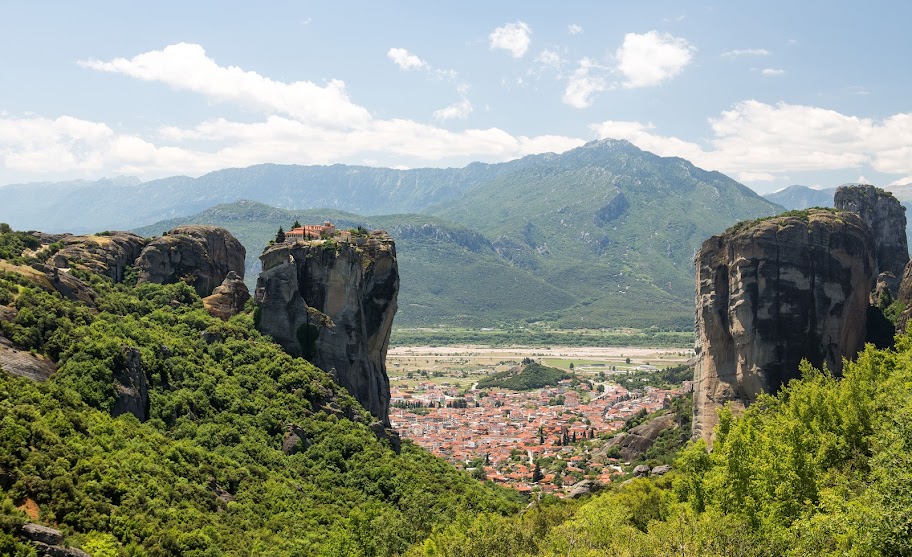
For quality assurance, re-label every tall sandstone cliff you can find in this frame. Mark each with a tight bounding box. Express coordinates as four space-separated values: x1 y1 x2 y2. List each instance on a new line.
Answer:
255 234 399 426
834 185 908 294
693 210 875 444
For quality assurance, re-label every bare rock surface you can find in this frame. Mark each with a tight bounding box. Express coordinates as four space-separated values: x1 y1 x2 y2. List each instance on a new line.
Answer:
601 413 678 462
835 185 908 294
136 225 245 297
693 209 875 444
50 232 147 283
202 271 250 320
255 234 399 425
0 336 57 381
21 523 63 545
111 347 148 421
568 479 602 499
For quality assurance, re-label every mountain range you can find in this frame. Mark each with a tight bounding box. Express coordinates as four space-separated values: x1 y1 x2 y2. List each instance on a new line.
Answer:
4 139 783 328
137 140 784 329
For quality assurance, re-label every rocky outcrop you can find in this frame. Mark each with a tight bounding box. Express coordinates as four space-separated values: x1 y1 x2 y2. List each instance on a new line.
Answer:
111 347 148 421
568 479 602 499
36 264 97 306
0 336 57 381
18 523 91 556
135 226 245 297
693 209 875 444
835 185 908 294
202 271 250 320
601 413 679 461
50 232 147 283
594 190 629 226
255 233 399 425
896 261 912 334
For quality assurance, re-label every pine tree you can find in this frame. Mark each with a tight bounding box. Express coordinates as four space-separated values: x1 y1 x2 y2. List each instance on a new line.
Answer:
292 220 301 229
275 227 286 243
532 464 543 483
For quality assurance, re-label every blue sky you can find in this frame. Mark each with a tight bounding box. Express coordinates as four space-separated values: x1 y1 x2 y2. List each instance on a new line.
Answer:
1 1 910 193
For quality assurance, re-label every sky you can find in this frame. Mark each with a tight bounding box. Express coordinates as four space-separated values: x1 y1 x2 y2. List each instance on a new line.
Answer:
1 1 911 193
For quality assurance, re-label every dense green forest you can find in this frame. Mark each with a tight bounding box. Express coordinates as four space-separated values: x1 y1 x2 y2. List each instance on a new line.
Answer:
0 238 521 555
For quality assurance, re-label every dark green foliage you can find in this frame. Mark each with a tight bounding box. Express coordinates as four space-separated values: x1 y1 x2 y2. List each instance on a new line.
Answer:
0 229 40 263
0 263 522 555
476 362 571 391
615 364 693 390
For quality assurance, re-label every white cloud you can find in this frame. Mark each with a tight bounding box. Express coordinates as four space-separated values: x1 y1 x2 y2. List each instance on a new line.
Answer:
433 99 473 121
489 21 532 58
562 58 610 109
857 175 870 184
721 48 770 58
568 24 583 35
591 100 912 184
79 42 371 128
761 68 785 76
0 43 588 181
387 47 428 71
535 49 563 70
615 31 695 88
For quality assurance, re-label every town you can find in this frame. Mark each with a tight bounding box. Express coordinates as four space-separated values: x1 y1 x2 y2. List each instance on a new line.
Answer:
388 353 690 497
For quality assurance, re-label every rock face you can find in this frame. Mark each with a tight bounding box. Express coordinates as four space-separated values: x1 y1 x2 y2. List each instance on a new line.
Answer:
896 261 912 334
255 234 399 425
135 226 245 297
202 271 250 320
601 413 679 462
0 336 57 381
50 232 147 283
693 209 875 444
834 185 908 294
111 347 148 422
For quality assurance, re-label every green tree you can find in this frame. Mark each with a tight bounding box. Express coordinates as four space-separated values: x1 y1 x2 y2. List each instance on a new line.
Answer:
275 226 286 243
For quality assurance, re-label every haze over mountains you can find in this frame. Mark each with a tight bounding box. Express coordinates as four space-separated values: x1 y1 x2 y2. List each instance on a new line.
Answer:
4 139 783 329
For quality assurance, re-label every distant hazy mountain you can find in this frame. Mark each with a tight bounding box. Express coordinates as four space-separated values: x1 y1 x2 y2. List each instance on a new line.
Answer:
134 141 783 329
764 185 837 210
0 157 556 233
886 183 912 202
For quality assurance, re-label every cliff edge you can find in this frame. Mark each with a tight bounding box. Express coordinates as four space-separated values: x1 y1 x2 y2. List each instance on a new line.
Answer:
693 209 875 444
255 233 399 425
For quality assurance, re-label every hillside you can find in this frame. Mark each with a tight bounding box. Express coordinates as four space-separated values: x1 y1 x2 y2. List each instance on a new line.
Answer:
134 202 575 328
433 140 783 328
476 361 573 391
0 226 522 555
